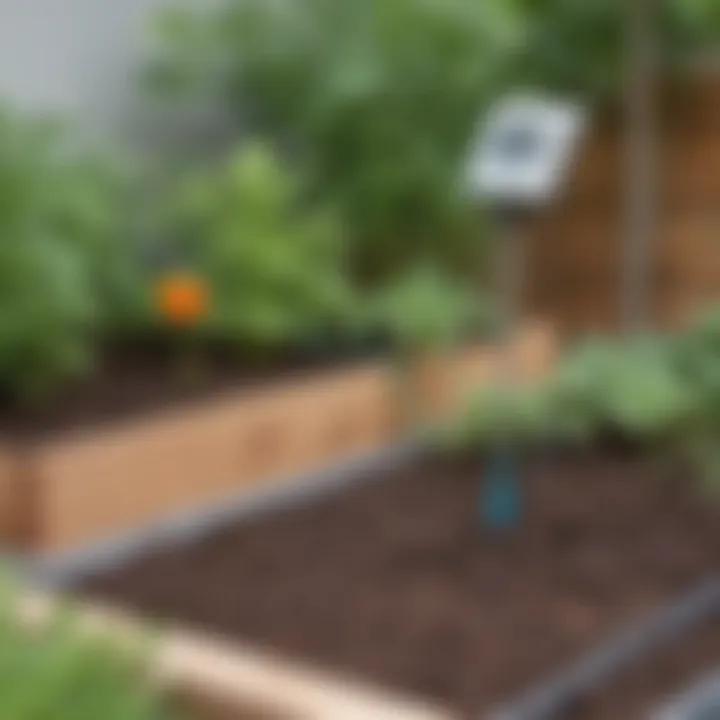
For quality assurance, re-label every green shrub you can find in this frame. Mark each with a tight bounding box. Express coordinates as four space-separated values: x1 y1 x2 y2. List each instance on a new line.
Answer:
447 381 558 451
365 263 491 359
514 0 720 99
164 141 356 351
673 306 720 418
0 582 172 720
146 0 520 284
449 336 698 453
0 109 127 402
545 337 697 443
668 306 720 486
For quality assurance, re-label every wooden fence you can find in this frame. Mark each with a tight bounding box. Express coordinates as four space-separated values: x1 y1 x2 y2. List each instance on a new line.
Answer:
526 73 720 332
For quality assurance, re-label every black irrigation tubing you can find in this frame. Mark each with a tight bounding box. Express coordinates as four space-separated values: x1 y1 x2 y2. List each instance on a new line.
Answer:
487 577 720 720
21 438 425 592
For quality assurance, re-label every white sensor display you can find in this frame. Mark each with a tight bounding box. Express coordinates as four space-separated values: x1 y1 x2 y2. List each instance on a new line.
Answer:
467 94 586 208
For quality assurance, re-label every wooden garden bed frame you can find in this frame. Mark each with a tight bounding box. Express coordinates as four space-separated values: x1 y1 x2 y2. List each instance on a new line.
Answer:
0 321 556 555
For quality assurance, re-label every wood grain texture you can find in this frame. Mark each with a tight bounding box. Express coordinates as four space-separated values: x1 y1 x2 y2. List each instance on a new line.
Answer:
0 445 40 547
0 446 17 542
30 364 399 551
527 73 720 331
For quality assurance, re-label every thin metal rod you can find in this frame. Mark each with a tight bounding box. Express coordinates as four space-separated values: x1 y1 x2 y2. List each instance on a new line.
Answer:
495 213 525 377
623 0 659 333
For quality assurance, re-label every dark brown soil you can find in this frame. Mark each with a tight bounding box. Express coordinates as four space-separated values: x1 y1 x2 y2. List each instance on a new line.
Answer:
77 451 720 718
575 619 720 719
0 338 374 442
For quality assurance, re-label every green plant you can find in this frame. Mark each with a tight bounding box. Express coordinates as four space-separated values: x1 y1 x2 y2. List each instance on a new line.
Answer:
0 580 172 720
673 306 720 416
668 306 720 486
514 0 720 99
447 381 558 451
549 327 720 488
365 263 490 359
164 140 355 351
0 109 128 402
545 337 697 443
448 335 698 453
146 0 520 284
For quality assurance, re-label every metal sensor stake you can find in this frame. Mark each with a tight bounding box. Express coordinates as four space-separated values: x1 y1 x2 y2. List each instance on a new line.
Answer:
466 93 586 531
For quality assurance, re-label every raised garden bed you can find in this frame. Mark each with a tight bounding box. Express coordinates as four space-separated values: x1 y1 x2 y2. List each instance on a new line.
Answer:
70 446 720 719
0 322 557 555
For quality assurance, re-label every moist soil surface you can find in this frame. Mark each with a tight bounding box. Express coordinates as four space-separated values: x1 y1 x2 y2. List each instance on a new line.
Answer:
575 618 720 719
77 450 720 719
0 339 375 442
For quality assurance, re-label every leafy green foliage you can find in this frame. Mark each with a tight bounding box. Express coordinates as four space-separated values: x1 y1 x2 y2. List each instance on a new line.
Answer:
514 0 720 98
166 141 355 350
449 315 720 494
147 0 520 283
450 336 698 451
365 263 490 357
449 381 558 450
668 306 720 486
0 109 127 402
0 580 172 720
673 307 720 419
544 337 697 443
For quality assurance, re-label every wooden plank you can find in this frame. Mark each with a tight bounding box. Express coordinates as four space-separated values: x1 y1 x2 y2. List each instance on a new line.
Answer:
657 217 720 284
2 325 555 553
0 447 18 543
31 364 398 551
441 322 558 413
524 70 720 332
160 630 454 720
0 446 41 547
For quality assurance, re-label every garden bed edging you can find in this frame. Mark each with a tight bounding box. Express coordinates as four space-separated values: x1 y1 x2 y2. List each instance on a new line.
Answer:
18 591 456 720
0 321 556 555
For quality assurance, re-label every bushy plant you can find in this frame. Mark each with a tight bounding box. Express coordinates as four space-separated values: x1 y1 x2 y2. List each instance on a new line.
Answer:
0 109 128 401
365 263 490 359
514 0 720 99
163 141 355 351
545 337 697 443
449 336 698 453
667 306 720 485
448 381 558 451
673 306 720 415
0 581 172 720
146 0 520 284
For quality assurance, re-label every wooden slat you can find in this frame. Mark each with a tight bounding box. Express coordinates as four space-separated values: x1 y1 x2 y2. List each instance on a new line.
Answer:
0 324 556 553
31 364 398 551
526 70 720 331
0 447 18 543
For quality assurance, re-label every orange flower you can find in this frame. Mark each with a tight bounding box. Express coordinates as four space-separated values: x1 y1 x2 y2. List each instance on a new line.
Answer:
156 272 209 327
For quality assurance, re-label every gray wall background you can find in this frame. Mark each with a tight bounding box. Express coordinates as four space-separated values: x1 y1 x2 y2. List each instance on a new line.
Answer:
0 0 224 144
